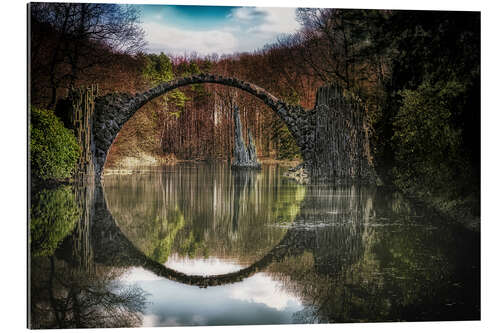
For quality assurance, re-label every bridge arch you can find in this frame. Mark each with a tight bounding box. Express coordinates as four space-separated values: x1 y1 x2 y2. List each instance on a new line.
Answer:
86 73 376 183
92 74 308 177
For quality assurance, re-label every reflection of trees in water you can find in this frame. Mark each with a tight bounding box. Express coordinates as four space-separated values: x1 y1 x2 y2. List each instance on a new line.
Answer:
29 170 479 326
230 170 252 233
29 182 148 329
262 185 376 323
295 185 375 275
104 163 305 264
70 178 95 270
30 185 80 257
268 186 479 323
30 255 147 328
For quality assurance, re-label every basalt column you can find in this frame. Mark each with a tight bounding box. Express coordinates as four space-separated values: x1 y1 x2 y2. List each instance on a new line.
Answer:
68 85 98 176
287 84 376 184
314 85 376 183
231 106 261 169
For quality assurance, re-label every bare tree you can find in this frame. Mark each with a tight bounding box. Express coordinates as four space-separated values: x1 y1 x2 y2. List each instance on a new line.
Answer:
30 3 146 107
290 8 381 95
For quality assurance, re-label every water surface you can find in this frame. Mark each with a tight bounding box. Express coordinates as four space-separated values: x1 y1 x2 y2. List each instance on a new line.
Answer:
29 163 480 328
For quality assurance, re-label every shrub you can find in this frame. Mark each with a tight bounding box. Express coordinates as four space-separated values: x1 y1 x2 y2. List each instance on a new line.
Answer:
391 80 465 197
30 106 80 180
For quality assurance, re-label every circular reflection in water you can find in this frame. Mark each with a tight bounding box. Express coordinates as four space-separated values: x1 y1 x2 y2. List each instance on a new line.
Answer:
104 163 306 273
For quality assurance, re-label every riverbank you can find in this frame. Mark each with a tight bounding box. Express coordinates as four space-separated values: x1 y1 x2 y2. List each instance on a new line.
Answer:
102 156 302 176
257 157 302 167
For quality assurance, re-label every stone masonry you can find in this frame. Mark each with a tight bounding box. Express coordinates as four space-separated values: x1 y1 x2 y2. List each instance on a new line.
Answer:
89 73 376 183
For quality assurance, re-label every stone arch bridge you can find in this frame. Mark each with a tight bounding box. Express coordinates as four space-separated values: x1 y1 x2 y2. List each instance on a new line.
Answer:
73 74 375 183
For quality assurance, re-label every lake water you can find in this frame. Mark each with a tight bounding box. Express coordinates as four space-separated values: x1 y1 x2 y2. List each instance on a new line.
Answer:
29 162 480 328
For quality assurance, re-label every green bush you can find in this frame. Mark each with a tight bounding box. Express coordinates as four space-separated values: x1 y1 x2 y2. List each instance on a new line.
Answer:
30 186 80 257
391 80 465 197
277 124 302 160
30 106 80 180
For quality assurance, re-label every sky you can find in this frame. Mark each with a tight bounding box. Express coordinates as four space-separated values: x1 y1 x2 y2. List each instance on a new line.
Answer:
122 262 303 326
138 4 301 56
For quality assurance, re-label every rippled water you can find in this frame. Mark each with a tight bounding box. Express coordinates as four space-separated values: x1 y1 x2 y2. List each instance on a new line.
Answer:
29 163 480 328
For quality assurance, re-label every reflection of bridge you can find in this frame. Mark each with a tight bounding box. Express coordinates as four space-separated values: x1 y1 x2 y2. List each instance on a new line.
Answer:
92 182 313 287
88 182 370 287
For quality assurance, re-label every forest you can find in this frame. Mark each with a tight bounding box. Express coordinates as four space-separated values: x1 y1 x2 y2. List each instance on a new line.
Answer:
29 4 480 221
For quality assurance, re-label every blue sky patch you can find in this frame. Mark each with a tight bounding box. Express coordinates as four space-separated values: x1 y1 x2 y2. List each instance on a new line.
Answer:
137 5 301 56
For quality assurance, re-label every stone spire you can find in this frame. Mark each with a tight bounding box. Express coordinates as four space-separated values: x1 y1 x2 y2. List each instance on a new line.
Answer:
231 106 261 169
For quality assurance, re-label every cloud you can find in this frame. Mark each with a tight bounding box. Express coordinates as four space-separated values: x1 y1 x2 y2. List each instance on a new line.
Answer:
143 22 239 55
230 7 300 35
227 7 300 53
230 7 267 21
117 264 304 327
228 274 302 311
141 6 300 56
142 314 160 327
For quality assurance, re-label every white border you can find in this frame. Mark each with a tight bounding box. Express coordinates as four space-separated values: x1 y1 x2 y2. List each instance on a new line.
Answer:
1 1 498 333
